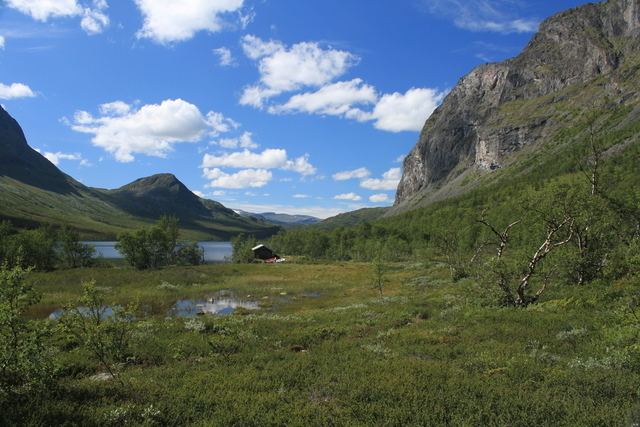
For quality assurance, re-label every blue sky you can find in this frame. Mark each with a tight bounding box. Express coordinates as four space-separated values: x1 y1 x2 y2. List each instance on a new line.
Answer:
0 0 590 218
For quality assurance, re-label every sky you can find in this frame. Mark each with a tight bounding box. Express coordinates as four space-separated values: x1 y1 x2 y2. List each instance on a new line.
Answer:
0 0 591 218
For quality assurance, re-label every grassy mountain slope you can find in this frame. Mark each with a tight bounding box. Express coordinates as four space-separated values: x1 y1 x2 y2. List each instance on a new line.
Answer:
0 107 280 240
315 208 389 230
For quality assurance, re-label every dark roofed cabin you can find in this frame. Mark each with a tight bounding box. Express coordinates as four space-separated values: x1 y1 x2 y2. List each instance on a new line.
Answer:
252 244 282 263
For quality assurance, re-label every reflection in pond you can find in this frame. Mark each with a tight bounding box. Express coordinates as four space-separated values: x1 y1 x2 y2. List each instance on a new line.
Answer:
48 306 117 321
170 297 259 317
48 292 260 320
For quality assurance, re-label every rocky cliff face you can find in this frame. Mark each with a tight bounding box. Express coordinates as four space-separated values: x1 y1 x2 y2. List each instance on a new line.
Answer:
395 0 640 206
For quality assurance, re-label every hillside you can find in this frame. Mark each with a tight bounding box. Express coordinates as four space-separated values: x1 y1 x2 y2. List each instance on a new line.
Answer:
0 106 280 240
235 210 321 228
315 207 389 230
393 0 640 213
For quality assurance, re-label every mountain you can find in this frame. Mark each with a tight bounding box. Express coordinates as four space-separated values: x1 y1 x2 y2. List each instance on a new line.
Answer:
316 207 389 230
235 210 321 228
0 106 280 240
394 0 640 212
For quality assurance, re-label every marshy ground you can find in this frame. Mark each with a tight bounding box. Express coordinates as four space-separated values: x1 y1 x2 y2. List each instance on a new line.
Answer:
18 262 640 425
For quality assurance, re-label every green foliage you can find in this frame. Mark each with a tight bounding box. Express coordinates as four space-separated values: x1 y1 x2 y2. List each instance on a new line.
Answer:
10 262 640 425
59 281 137 382
0 265 54 399
116 215 180 269
231 234 257 263
0 225 57 271
175 242 204 266
371 250 388 298
58 227 96 269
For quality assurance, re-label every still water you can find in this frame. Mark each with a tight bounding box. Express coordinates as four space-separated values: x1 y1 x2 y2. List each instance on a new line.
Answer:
83 241 233 262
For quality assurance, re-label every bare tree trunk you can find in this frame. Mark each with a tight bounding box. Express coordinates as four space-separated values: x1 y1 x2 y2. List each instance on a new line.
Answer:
516 218 574 306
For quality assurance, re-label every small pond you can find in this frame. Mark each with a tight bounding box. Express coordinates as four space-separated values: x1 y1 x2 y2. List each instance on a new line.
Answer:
82 241 233 262
48 291 259 320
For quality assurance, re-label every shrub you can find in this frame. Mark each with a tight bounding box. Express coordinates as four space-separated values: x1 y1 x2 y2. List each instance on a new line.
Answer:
116 216 179 269
0 265 55 398
58 227 96 268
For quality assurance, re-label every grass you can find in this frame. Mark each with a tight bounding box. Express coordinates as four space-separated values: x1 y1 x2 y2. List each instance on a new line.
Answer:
9 261 640 426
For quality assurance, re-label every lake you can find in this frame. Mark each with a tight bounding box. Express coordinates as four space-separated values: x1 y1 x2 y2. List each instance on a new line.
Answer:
83 241 233 262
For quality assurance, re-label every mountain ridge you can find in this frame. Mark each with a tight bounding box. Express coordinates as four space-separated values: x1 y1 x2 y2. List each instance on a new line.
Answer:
394 0 640 211
0 106 280 240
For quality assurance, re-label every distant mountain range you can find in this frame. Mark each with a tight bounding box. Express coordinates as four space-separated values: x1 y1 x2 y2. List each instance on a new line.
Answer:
0 106 280 240
234 210 321 228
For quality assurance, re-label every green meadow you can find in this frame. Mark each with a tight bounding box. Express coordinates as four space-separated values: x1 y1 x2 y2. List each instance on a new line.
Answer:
6 261 639 426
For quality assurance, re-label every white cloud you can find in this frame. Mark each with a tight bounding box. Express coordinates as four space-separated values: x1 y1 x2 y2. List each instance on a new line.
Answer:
240 35 283 60
0 36 5 50
0 83 36 100
211 190 226 197
213 131 258 149
35 149 88 166
201 148 316 176
293 194 310 199
7 0 110 34
240 35 357 107
70 99 231 162
283 154 316 176
334 193 362 201
206 111 240 135
422 0 539 34
6 0 81 21
134 0 244 44
99 100 131 116
203 168 272 189
213 47 235 67
361 168 401 191
202 148 288 169
272 79 377 119
370 88 446 132
192 189 205 198
369 193 390 203
395 154 406 163
332 167 371 181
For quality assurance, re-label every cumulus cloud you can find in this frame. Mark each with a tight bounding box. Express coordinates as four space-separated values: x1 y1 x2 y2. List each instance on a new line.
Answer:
202 148 316 176
369 193 390 203
422 0 539 34
370 88 446 132
293 194 310 199
334 193 362 201
70 99 234 162
192 189 205 198
283 154 316 176
99 100 131 116
0 36 5 50
360 168 402 191
238 35 445 133
0 83 36 100
213 47 235 67
134 0 244 44
240 35 357 107
7 0 110 34
271 79 377 119
332 167 371 181
202 148 287 170
34 149 89 167
206 111 240 135
81 1 110 35
203 168 272 189
6 0 81 21
212 131 258 149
